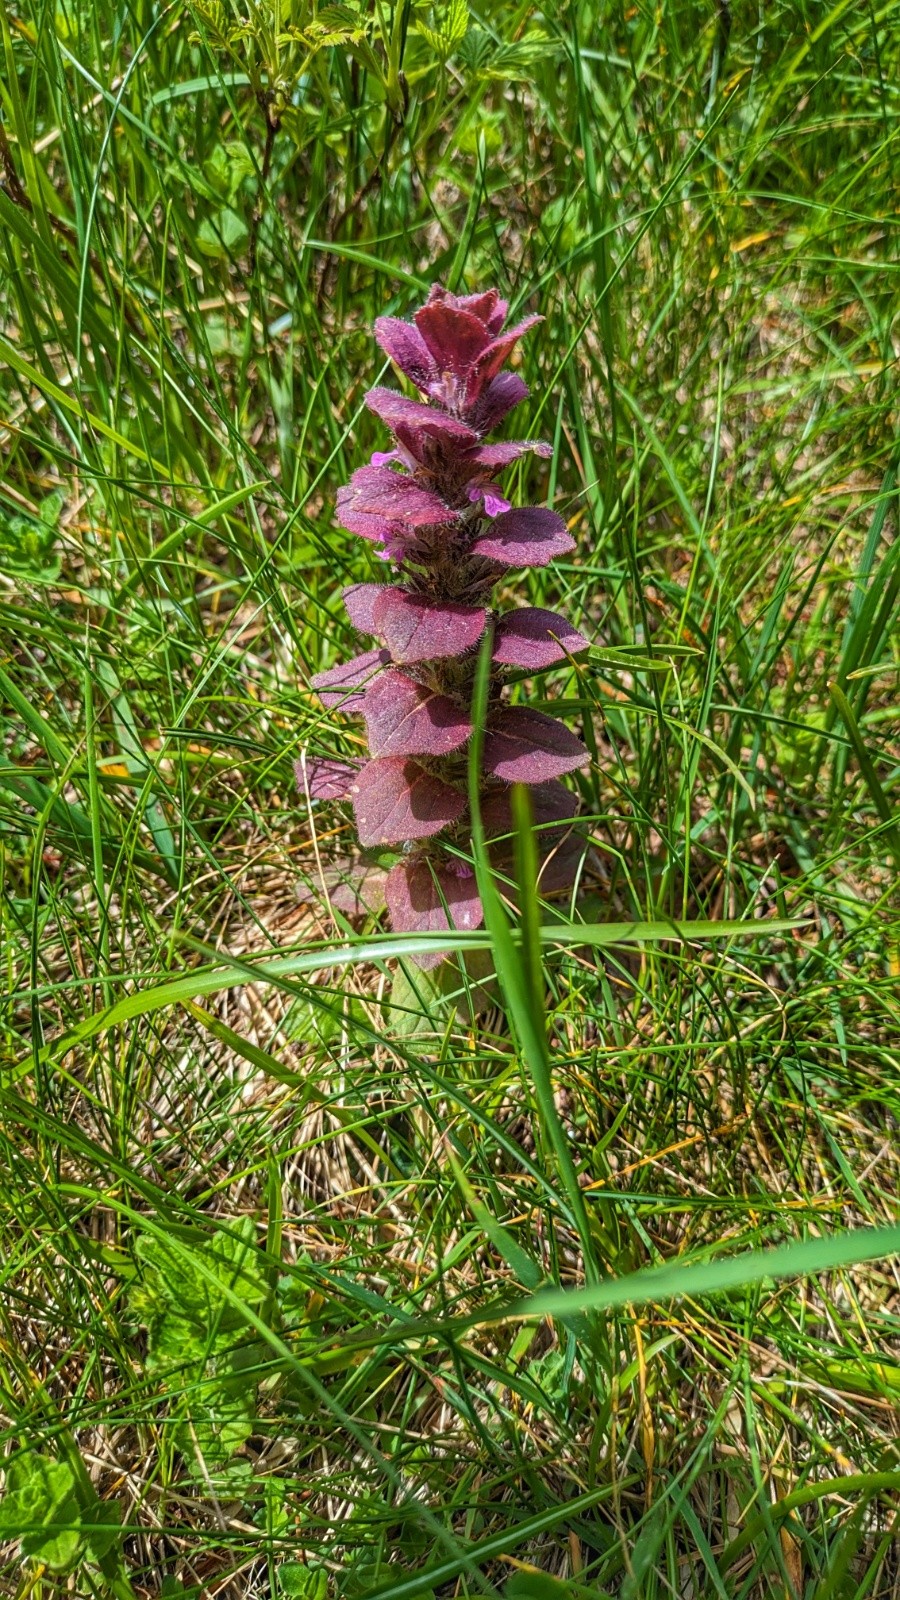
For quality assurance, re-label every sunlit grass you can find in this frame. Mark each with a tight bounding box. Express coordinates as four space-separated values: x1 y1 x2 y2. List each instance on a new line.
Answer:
1 1 898 1595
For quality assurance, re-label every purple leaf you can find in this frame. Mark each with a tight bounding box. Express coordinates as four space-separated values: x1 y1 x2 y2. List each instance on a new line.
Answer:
362 669 472 757
294 756 360 801
365 387 478 451
385 855 484 967
333 494 394 546
426 284 507 333
374 317 437 394
484 780 587 897
464 439 552 470
329 864 388 915
414 303 491 379
481 778 580 835
343 583 390 633
490 827 588 897
372 590 487 663
351 758 465 846
471 506 575 568
482 708 589 782
534 829 589 893
338 465 457 534
465 316 542 403
328 864 388 915
492 607 590 668
467 295 508 335
312 648 389 709
298 861 388 914
469 372 529 432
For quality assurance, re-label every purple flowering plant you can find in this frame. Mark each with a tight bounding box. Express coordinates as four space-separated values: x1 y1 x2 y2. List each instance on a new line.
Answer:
298 285 590 967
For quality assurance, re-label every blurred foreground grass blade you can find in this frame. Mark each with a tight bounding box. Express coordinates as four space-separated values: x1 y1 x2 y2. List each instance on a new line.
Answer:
508 1224 900 1328
26 917 810 1076
467 631 603 1288
341 1224 900 1356
510 780 622 1279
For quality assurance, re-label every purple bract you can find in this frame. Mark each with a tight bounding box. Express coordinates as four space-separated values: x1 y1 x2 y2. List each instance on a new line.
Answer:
300 284 590 963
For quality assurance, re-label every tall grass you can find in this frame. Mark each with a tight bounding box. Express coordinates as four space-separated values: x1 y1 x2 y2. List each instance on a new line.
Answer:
1 1 899 1595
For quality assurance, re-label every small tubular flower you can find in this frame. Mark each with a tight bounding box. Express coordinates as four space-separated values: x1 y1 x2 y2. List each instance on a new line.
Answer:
299 285 590 963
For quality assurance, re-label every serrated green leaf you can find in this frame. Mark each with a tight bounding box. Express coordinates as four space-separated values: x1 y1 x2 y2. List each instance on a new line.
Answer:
0 1455 82 1572
132 1219 274 1489
415 0 468 57
457 23 492 72
135 1216 271 1335
470 29 558 80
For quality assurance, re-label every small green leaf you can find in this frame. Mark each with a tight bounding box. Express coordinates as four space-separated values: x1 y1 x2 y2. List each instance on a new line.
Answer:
386 963 449 1036
415 0 468 58
278 1564 329 1599
81 1498 123 1562
202 141 255 203
0 495 63 580
196 207 249 259
505 1577 576 1600
0 1454 83 1572
459 26 557 78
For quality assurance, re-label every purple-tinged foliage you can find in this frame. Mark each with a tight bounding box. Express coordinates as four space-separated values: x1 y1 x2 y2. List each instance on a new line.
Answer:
469 371 529 433
470 506 575 567
371 592 488 664
342 583 390 632
311 649 390 709
362 670 472 758
295 755 360 802
466 439 553 470
301 284 591 962
364 388 478 452
371 318 436 394
336 466 458 546
480 778 580 836
350 758 465 847
482 709 589 784
385 857 484 970
492 608 590 668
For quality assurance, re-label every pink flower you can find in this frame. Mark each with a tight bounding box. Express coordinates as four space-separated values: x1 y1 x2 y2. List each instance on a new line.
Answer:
467 482 511 518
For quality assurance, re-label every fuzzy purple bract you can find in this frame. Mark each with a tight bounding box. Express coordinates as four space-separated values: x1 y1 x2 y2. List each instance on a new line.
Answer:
299 285 590 968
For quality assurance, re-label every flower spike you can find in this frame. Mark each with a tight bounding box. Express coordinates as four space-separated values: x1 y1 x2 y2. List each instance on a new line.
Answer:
301 286 589 963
